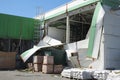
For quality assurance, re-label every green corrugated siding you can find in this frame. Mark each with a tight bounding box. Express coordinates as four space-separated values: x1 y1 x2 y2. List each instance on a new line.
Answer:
0 13 35 40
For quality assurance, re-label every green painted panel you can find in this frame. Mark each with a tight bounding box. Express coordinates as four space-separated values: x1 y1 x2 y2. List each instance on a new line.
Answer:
101 0 120 8
0 13 35 40
50 48 66 66
42 48 67 66
87 2 101 57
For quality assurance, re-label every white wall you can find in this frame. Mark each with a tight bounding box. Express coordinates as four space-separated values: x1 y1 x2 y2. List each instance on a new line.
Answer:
48 27 66 42
88 5 120 70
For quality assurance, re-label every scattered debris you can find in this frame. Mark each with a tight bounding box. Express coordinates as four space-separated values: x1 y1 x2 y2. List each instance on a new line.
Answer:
61 67 72 78
106 70 120 80
93 70 110 80
61 68 120 80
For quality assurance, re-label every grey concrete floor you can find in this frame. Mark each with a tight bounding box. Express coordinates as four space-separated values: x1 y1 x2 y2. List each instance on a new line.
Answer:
0 70 70 80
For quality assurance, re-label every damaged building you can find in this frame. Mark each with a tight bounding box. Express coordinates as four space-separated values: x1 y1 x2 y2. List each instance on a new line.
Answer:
0 0 120 73
0 0 119 79
31 0 120 70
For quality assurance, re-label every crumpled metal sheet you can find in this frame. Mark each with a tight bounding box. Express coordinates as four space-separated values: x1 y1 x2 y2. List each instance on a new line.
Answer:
20 36 63 62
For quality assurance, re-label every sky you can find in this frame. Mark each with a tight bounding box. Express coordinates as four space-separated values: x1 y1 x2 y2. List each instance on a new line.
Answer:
0 0 71 18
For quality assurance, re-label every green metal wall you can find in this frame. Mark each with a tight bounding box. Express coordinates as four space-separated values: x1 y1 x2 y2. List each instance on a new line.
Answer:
0 13 35 40
101 0 120 8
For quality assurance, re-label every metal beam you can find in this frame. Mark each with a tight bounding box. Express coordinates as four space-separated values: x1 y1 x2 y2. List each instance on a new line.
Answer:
70 19 91 25
46 3 96 24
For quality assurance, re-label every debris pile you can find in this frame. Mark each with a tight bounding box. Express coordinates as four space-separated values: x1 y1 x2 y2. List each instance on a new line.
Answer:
61 68 116 80
106 70 120 80
61 68 120 80
61 68 94 79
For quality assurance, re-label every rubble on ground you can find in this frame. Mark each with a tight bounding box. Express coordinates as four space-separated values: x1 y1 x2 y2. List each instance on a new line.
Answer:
61 68 120 80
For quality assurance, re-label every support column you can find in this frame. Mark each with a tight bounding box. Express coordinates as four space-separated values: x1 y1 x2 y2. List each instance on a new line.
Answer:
66 15 70 43
66 4 70 43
